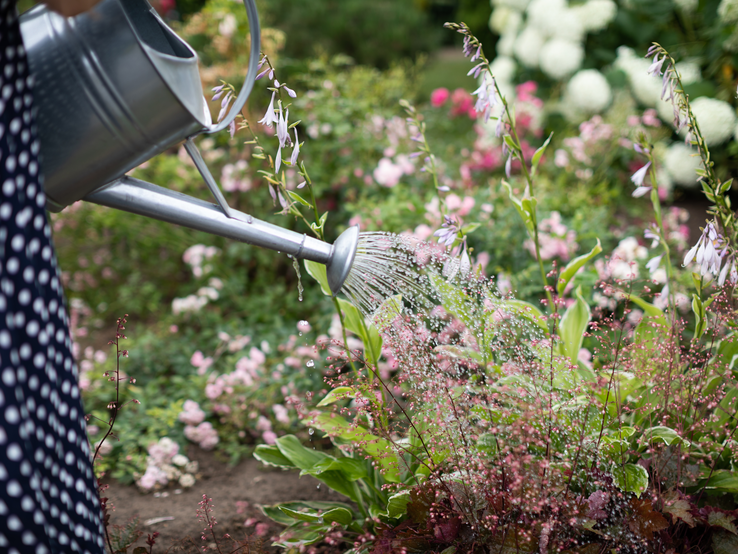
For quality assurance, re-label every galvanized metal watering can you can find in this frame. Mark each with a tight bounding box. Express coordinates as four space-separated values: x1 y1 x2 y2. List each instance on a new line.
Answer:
19 0 358 294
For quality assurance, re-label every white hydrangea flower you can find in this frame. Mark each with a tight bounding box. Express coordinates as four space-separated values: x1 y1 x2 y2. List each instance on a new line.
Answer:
719 0 738 23
490 6 522 35
528 2 584 41
674 0 699 12
493 0 531 10
490 56 517 83
497 31 518 56
570 0 617 32
664 143 701 187
514 25 545 68
539 39 584 79
688 97 737 146
615 47 661 106
565 69 612 114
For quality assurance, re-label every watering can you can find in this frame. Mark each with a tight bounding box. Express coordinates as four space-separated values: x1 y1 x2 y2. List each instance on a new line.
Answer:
18 0 358 295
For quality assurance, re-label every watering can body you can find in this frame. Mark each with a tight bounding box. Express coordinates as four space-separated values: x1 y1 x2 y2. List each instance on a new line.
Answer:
18 0 359 294
20 0 210 211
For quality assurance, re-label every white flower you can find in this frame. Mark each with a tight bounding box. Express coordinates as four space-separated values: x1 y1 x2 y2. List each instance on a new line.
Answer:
719 0 738 23
489 56 517 84
493 0 531 10
664 143 701 187
489 6 522 35
528 0 583 41
172 454 189 467
684 223 724 277
539 39 584 80
179 473 196 488
565 70 612 114
674 0 698 12
218 14 237 38
688 97 737 146
513 25 545 68
570 0 617 32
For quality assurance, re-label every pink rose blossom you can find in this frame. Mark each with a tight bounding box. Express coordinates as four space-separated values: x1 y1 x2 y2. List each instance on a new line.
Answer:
430 87 450 107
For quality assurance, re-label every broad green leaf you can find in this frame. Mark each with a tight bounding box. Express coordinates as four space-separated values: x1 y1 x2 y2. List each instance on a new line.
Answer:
304 259 331 296
558 286 591 362
531 132 553 175
461 222 481 235
287 190 311 207
644 426 689 446
557 239 602 297
275 435 327 470
611 463 649 497
385 491 411 518
336 298 382 365
307 413 400 482
371 294 403 332
498 299 549 334
703 470 738 493
280 506 324 523
628 295 666 318
308 457 368 481
253 444 294 468
317 387 354 407
321 507 354 526
628 295 669 346
428 273 477 330
434 345 485 363
263 501 356 526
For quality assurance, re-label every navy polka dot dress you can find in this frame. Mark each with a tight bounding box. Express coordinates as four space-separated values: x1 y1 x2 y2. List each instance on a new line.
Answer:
0 1 105 552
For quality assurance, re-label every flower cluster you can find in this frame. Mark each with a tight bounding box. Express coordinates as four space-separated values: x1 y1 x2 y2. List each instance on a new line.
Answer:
135 437 199 491
524 211 577 261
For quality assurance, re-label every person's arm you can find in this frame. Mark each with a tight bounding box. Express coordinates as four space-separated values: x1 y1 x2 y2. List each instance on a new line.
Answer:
42 0 101 18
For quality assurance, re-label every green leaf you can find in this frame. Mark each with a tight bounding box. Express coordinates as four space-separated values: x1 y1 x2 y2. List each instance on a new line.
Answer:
428 273 477 330
498 299 549 334
460 222 481 235
275 435 327 470
703 470 738 493
317 387 354 407
304 259 331 296
557 239 602 297
531 132 553 175
385 490 411 518
434 344 485 363
263 501 356 526
371 294 403 331
280 506 324 523
693 294 707 339
253 445 295 468
321 507 354 526
307 412 400 483
287 190 312 207
628 295 669 346
644 426 689 446
502 180 534 233
336 298 382 365
719 178 733 194
308 457 368 481
503 135 517 150
611 463 649 497
558 286 591 362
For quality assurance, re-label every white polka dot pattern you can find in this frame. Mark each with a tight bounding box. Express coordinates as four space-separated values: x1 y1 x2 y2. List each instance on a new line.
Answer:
0 2 105 552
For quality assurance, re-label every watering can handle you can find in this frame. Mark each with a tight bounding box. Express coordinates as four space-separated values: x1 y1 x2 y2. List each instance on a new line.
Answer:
205 0 261 134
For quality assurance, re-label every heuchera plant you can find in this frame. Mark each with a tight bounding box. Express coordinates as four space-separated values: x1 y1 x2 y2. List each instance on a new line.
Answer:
252 24 738 554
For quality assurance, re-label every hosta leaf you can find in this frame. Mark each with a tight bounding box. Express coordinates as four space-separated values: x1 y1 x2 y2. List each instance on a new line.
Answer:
611 463 649 497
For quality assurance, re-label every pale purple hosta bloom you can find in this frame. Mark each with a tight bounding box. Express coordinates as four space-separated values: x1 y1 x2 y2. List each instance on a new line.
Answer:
467 62 486 79
683 222 724 277
217 91 233 122
644 226 659 247
258 92 278 127
212 84 226 101
256 66 271 80
283 84 297 98
631 161 651 197
462 36 475 58
434 215 459 246
505 153 513 178
647 54 666 77
297 181 306 189
633 143 650 155
471 79 497 123
646 253 663 274
275 145 282 173
229 119 236 139
276 108 290 148
290 128 300 166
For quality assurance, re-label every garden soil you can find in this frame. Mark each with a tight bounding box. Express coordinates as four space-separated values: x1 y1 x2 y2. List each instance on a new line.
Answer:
105 445 344 553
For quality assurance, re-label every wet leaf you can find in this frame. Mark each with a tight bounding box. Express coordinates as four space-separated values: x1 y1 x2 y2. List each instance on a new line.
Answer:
384 490 411 519
253 444 294 468
662 494 695 527
316 387 354 407
708 510 738 534
558 286 591 363
612 463 649 496
703 470 738 493
644 426 689 447
304 259 331 296
556 239 601 297
713 529 738 554
628 498 669 540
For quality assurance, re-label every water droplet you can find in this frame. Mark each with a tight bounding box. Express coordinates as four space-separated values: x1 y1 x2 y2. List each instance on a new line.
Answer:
317 484 321 489
247 214 253 224
308 428 314 435
306 359 314 368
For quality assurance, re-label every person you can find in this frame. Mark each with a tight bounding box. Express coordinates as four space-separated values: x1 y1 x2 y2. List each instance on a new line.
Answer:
0 0 106 551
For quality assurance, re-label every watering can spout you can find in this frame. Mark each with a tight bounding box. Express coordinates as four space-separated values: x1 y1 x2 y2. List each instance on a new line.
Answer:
85 177 359 296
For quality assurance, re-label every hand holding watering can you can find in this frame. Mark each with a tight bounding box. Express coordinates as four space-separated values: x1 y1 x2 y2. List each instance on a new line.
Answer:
21 0 359 294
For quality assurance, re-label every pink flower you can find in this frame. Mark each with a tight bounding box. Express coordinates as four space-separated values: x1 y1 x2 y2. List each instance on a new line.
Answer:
430 87 450 107
273 404 290 425
515 81 538 102
262 431 277 445
179 400 206 426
